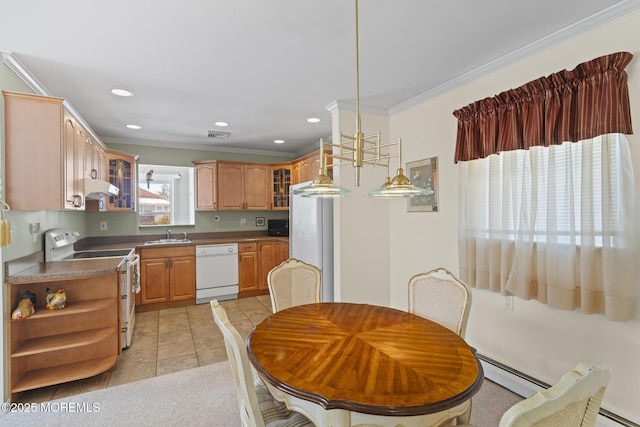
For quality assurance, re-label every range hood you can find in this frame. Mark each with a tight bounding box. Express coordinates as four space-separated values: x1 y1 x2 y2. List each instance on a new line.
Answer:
84 178 119 199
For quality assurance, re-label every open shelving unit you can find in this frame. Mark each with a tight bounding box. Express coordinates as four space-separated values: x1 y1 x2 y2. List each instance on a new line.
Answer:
7 273 119 401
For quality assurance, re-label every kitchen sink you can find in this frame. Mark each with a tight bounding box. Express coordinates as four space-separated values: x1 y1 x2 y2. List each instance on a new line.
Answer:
143 239 192 245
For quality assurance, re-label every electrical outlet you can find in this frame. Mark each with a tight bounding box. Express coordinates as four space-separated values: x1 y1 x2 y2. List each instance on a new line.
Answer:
240 218 246 226
31 222 40 242
505 296 514 311
100 221 108 231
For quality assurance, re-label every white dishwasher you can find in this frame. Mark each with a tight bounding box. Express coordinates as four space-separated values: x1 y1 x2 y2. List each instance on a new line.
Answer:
195 243 239 304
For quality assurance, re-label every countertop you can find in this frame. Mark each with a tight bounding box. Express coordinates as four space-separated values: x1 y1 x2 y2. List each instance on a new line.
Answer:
6 258 125 284
5 235 288 284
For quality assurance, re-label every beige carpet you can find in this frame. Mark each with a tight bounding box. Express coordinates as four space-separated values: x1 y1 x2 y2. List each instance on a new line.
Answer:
0 361 521 426
0 361 240 426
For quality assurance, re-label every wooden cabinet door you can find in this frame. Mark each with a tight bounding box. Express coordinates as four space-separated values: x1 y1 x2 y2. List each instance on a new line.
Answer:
73 120 86 208
271 165 292 210
63 115 79 209
238 243 259 292
277 242 290 265
195 162 217 210
85 135 104 180
62 113 86 210
140 258 170 303
217 162 245 210
291 161 301 185
4 92 63 210
258 241 279 290
170 256 196 300
106 152 136 211
299 159 312 183
244 163 270 210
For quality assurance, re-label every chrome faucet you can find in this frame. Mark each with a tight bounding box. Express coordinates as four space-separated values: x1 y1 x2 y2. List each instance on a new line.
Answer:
165 229 171 240
182 232 188 241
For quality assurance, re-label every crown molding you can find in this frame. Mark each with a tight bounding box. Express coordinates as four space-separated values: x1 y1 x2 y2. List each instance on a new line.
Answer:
389 0 640 115
102 137 298 158
326 100 389 117
1 51 50 96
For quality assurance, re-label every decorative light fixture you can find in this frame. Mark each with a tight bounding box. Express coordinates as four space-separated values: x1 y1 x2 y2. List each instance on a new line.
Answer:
292 0 431 199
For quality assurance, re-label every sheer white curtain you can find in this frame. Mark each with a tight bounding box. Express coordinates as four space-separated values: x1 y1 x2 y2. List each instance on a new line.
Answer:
458 134 640 321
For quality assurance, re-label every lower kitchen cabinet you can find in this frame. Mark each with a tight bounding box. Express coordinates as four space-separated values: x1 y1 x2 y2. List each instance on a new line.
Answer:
138 246 195 310
238 242 259 296
238 240 289 297
258 241 281 291
278 241 290 265
7 272 119 402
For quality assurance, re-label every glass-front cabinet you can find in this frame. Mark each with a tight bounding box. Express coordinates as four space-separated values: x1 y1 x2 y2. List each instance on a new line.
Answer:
107 150 138 211
271 164 291 210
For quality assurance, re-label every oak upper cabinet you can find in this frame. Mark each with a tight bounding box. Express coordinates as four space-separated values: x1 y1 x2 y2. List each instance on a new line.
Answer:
271 164 292 210
3 91 87 210
291 161 301 185
238 242 259 294
217 161 270 210
106 150 138 211
64 110 86 210
291 150 330 185
85 133 107 181
193 160 218 210
139 246 195 305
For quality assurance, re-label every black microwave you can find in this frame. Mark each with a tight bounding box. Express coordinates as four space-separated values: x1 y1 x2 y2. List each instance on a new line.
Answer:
268 219 289 237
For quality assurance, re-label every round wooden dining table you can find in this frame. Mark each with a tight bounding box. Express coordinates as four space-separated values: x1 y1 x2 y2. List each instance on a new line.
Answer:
247 302 483 427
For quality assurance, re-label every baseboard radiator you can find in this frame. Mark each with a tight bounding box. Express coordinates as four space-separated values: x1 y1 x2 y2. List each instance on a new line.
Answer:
477 354 639 427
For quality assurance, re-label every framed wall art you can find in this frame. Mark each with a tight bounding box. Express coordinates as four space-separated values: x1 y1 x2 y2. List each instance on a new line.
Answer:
407 157 438 212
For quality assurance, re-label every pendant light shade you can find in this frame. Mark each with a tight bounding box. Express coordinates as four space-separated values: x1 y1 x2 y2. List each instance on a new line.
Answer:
365 168 434 198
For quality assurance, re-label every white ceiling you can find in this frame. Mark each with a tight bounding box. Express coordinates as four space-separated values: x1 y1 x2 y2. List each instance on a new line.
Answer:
1 0 638 157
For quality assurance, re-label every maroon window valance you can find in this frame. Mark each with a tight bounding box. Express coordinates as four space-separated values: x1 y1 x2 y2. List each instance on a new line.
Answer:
453 52 633 163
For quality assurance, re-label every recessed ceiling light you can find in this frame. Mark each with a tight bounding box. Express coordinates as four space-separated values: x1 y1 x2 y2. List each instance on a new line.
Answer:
214 121 229 127
307 117 320 123
126 124 141 130
274 139 285 144
111 88 133 97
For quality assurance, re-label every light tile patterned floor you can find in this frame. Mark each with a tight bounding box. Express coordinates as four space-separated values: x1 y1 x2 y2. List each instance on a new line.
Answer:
15 295 273 403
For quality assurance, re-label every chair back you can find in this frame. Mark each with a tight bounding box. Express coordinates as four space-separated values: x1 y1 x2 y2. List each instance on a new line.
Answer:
499 361 612 427
408 267 472 338
210 300 265 427
267 258 321 313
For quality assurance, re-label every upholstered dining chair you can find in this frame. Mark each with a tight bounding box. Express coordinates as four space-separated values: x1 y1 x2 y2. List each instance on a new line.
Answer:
458 361 612 427
408 267 472 338
267 258 321 313
210 300 314 427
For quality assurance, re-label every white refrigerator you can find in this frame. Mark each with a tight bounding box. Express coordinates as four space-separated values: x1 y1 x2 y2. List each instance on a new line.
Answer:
289 182 334 302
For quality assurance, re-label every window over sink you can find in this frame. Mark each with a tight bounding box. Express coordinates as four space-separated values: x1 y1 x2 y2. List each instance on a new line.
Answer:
138 164 195 227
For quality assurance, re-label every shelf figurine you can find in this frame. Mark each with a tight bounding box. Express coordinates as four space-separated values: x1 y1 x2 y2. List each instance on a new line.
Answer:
46 287 67 310
11 290 36 321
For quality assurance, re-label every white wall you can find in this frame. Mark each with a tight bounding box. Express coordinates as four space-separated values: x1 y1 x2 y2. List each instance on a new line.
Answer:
385 10 640 423
331 105 392 305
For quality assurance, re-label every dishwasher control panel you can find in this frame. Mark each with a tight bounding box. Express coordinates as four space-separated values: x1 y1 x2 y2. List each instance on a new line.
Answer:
195 243 238 256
